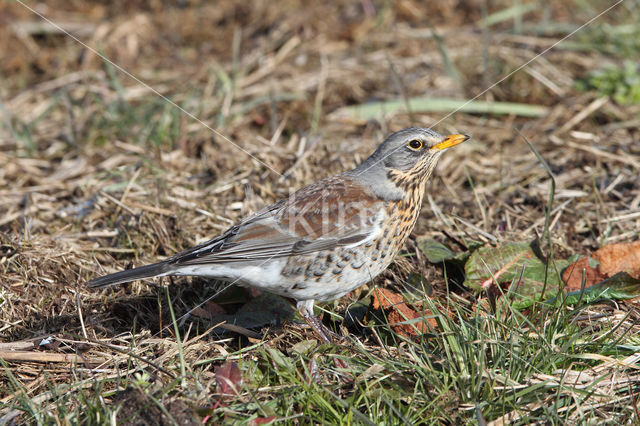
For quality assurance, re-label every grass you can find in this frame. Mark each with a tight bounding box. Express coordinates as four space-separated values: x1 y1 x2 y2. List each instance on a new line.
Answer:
1 0 640 424
329 97 550 122
6 287 634 424
575 60 640 105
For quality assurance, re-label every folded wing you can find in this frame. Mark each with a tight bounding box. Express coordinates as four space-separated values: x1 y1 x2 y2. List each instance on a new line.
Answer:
169 175 384 265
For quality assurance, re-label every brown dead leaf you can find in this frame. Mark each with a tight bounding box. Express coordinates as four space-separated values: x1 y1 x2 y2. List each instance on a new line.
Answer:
563 241 640 291
215 362 243 396
387 307 428 338
191 301 226 320
372 288 404 310
595 241 640 277
562 256 608 290
372 288 436 337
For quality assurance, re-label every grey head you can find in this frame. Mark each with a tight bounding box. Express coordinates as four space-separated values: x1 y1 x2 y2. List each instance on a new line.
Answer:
348 127 469 200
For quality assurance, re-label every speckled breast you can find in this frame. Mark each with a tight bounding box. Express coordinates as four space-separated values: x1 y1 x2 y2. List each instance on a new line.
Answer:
278 190 425 302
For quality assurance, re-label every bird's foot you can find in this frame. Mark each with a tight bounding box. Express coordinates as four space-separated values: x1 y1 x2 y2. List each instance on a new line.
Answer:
301 312 346 344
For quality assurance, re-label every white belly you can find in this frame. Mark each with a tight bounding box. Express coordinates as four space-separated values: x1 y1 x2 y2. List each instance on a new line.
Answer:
173 259 288 289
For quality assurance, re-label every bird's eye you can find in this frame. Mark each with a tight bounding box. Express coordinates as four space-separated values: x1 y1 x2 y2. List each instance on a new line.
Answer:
408 139 423 150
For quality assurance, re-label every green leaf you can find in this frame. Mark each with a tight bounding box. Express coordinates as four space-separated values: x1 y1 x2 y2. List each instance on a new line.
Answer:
416 237 473 264
463 241 569 307
479 2 538 28
551 272 640 306
291 339 318 355
266 348 293 369
329 97 548 122
417 238 456 263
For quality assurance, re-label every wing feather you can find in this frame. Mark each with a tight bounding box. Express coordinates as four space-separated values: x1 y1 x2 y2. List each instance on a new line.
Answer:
169 175 384 265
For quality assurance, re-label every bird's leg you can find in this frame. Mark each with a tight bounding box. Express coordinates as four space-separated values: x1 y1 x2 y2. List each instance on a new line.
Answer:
296 300 352 376
296 300 343 344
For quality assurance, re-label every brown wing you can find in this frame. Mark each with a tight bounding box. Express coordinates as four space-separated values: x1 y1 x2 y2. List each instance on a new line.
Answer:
169 175 384 265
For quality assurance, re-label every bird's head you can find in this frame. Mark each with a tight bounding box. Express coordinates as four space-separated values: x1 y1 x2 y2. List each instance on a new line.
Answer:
362 127 469 186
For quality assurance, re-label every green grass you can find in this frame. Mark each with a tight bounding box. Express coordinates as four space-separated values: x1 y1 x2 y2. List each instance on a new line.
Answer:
214 294 635 424
3 286 635 424
329 97 549 121
576 60 640 105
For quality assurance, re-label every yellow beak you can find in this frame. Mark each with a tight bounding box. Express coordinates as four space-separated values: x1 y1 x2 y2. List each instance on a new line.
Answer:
433 134 470 151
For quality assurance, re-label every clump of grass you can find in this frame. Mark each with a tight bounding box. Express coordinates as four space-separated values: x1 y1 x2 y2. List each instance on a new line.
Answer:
193 288 638 424
575 60 640 104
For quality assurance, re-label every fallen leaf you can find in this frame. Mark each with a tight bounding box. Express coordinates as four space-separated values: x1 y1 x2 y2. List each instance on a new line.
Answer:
562 241 640 290
594 241 640 276
553 272 640 306
250 416 277 425
387 307 428 338
215 362 242 396
463 241 568 307
372 288 434 337
291 339 317 355
306 357 319 385
416 237 475 263
372 288 403 310
416 238 456 263
356 363 385 382
266 348 292 369
561 256 607 290
191 301 226 320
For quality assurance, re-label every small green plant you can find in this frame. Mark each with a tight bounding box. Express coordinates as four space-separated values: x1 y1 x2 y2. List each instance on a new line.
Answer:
576 60 640 104
132 371 153 389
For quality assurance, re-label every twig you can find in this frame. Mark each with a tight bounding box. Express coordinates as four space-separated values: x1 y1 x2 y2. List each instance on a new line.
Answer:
0 351 101 363
554 96 608 134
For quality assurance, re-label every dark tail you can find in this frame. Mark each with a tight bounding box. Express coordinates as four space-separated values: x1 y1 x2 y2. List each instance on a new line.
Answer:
87 262 172 289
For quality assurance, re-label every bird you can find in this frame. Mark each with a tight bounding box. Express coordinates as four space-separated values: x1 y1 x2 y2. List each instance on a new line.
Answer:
88 127 469 342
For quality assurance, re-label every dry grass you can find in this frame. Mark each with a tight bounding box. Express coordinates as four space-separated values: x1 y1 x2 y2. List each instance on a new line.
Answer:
1 0 639 423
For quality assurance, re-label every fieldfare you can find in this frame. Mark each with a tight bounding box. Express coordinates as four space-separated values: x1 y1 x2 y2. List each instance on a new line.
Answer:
88 127 469 342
